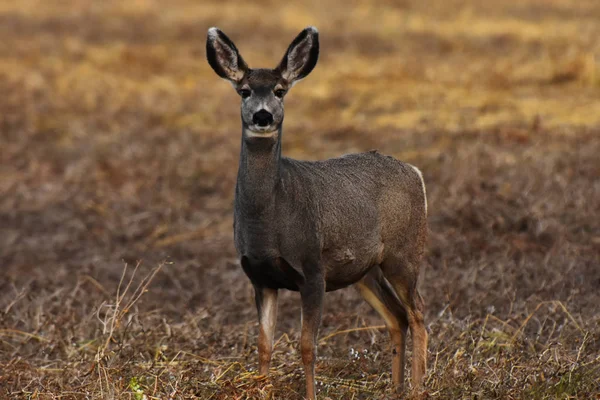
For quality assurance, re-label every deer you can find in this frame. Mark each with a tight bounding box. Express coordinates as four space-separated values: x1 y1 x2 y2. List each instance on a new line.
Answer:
206 26 428 399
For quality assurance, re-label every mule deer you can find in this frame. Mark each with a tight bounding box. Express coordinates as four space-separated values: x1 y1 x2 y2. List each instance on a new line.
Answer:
206 26 428 399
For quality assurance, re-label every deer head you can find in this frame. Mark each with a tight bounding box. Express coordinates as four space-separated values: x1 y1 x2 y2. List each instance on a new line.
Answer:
206 27 319 138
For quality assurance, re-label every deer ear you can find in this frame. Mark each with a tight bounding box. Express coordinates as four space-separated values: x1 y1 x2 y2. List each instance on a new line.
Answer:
276 26 319 84
206 27 248 82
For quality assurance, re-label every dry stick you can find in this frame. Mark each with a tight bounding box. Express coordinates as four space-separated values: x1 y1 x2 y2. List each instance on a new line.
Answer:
102 363 111 398
179 351 223 366
152 375 158 397
0 329 51 343
96 356 104 399
486 313 516 332
273 332 292 348
569 331 589 385
476 314 492 352
153 219 214 248
3 287 27 314
116 262 137 316
214 362 246 383
97 263 131 358
122 263 164 315
80 275 111 297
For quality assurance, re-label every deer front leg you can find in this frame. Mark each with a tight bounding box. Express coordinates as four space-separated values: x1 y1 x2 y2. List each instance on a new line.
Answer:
254 286 278 375
300 276 325 400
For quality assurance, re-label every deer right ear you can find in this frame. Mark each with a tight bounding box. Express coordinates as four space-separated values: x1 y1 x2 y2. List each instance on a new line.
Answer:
206 27 248 83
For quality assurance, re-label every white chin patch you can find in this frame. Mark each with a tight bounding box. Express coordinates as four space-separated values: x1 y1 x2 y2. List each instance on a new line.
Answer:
245 127 277 138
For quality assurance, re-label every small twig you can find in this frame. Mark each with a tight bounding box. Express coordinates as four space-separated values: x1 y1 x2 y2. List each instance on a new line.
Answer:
153 220 214 248
80 275 111 297
0 329 50 343
213 362 243 382
569 331 589 384
3 286 28 314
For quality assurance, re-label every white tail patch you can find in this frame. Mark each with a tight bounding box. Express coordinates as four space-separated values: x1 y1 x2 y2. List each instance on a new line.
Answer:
409 165 427 215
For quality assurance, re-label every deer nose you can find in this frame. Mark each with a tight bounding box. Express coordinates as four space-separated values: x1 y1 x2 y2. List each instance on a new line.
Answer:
252 110 273 127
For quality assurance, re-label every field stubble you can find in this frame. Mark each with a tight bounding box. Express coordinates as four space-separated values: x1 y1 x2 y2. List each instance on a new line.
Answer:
0 0 599 398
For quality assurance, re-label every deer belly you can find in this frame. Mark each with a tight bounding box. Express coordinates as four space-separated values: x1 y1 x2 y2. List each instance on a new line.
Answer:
322 247 379 291
240 256 304 291
324 262 372 291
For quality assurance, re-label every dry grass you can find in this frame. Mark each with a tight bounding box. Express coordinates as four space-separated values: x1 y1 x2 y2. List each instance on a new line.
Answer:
1 0 599 398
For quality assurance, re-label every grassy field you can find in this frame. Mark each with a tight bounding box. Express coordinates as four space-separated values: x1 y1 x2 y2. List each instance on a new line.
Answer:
1 0 599 398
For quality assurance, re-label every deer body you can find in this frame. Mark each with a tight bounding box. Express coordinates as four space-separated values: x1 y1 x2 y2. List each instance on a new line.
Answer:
207 27 428 400
236 149 426 292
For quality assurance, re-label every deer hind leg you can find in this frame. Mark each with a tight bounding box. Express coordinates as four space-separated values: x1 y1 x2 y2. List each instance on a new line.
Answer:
356 266 409 393
381 260 428 392
254 286 278 376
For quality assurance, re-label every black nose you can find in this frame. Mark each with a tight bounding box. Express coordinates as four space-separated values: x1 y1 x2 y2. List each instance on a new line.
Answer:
252 109 273 127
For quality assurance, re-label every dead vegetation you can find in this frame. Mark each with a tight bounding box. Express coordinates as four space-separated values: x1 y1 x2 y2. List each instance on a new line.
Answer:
1 0 599 398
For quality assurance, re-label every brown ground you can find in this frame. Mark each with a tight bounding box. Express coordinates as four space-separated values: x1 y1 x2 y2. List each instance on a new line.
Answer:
1 0 599 399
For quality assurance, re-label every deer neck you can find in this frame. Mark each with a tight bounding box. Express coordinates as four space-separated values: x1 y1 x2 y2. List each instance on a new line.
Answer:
236 127 282 213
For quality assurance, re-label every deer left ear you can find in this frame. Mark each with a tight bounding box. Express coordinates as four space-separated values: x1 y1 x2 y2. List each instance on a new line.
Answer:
276 27 319 84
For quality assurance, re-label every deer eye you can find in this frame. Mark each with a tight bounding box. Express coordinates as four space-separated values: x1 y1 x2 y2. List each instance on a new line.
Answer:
239 89 251 99
274 89 286 98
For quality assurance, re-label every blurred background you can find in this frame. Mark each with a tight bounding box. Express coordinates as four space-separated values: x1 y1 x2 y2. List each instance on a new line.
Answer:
1 0 599 398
